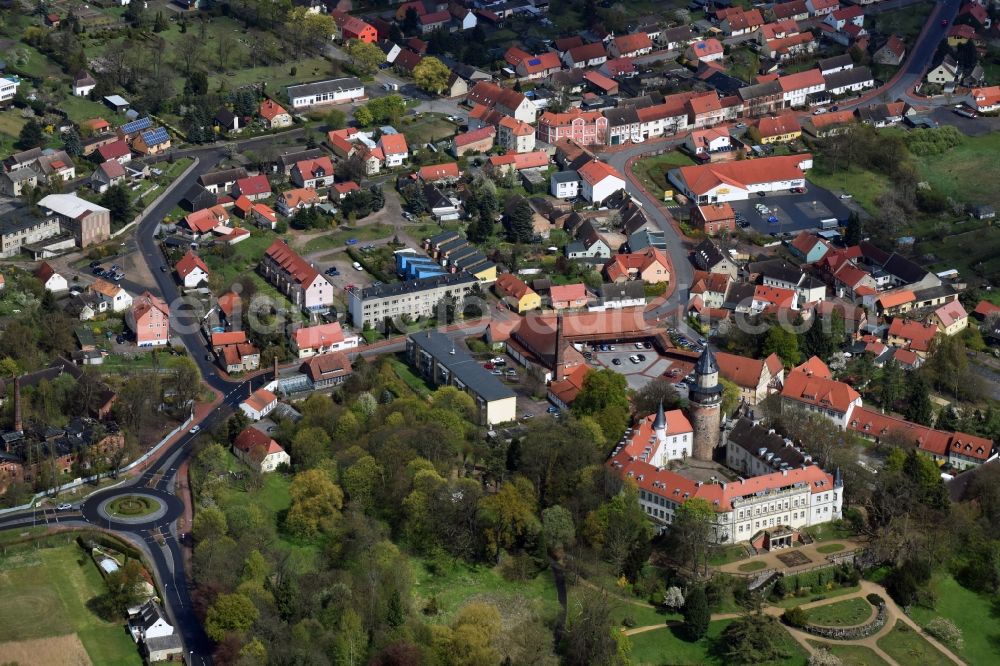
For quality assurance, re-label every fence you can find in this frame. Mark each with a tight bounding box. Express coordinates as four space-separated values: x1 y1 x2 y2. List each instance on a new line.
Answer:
0 413 194 516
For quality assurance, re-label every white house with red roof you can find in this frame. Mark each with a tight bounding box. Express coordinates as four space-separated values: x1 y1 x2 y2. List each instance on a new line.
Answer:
806 0 839 16
609 33 654 58
549 283 588 310
887 318 938 358
824 5 864 31
604 247 671 284
669 154 812 203
235 175 272 201
175 250 210 288
259 99 293 129
35 262 67 292
240 388 278 421
377 133 409 167
577 160 625 204
970 86 1000 113
233 427 290 473
684 38 725 63
90 160 127 193
291 156 334 188
291 322 359 358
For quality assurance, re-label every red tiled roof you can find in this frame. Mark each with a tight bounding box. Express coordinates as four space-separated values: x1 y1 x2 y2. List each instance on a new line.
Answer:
578 159 624 186
793 355 832 379
259 99 288 122
488 151 548 170
780 369 860 413
779 69 824 91
218 291 241 318
97 140 130 161
264 238 324 290
549 283 587 303
495 273 535 300
212 330 248 347
176 250 209 279
294 322 346 349
418 162 460 181
294 156 333 179
612 33 653 54
973 300 1000 318
378 133 409 155
243 388 276 413
520 51 562 74
887 318 938 351
301 351 353 383
236 175 271 197
675 154 810 196
715 351 777 388
454 126 496 148
566 42 607 63
757 113 801 138
877 290 915 309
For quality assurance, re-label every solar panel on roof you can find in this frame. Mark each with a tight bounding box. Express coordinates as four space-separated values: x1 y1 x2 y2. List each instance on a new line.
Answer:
141 128 169 145
121 117 152 134
528 58 541 66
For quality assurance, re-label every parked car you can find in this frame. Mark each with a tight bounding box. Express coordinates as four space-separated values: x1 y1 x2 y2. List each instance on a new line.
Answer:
189 424 201 434
522 413 533 420
546 406 559 413
612 358 622 365
346 238 358 245
635 342 644 349
491 357 505 364
637 354 646 362
484 363 495 370
643 342 652 349
56 503 73 511
506 369 517 376
790 186 805 193
628 355 640 364
491 369 503 375
839 194 853 199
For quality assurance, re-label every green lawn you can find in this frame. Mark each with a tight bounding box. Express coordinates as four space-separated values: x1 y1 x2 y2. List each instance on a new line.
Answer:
871 0 934 44
59 95 120 124
398 114 460 146
299 223 395 253
630 620 808 666
876 620 954 666
914 131 1000 210
410 557 561 626
0 543 140 665
806 165 889 216
708 544 747 566
738 560 767 573
802 521 855 542
210 56 334 94
633 151 697 197
816 543 846 554
773 584 862 609
200 228 282 287
907 574 1000 665
387 357 432 398
806 641 892 666
804 597 872 627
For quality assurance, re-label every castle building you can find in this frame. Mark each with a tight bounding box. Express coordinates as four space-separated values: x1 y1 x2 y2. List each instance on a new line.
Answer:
689 346 723 461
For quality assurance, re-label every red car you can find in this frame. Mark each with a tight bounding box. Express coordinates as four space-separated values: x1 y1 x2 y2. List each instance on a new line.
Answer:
484 363 494 370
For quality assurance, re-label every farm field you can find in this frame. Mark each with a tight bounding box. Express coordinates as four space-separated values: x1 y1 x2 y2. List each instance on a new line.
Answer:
0 541 140 666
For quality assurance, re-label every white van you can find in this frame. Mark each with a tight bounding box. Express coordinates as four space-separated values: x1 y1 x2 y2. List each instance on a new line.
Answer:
352 262 363 271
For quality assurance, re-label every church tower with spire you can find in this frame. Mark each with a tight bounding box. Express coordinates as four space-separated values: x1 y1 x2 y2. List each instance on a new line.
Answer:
689 345 723 462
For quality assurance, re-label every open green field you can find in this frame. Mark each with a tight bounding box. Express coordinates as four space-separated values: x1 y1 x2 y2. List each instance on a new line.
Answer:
876 620 954 666
211 56 334 94
907 574 1000 665
807 641 892 666
200 228 281 287
630 619 809 666
633 151 697 197
410 557 561 626
914 131 1000 209
299 223 395 253
913 221 1000 279
806 165 890 216
816 543 846 554
872 1 934 44
399 114 460 146
805 597 873 627
59 95 120 124
803 521 855 542
0 542 140 665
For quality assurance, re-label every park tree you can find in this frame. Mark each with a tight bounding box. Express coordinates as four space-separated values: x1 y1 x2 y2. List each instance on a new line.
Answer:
632 378 684 418
95 559 146 619
572 368 629 443
562 590 630 666
437 602 503 666
193 505 228 541
877 359 905 409
477 477 540 562
721 613 793 665
205 592 259 641
720 376 741 416
584 482 652 580
62 128 82 156
904 374 934 426
541 504 576 556
100 184 132 224
679 586 710 641
285 468 344 539
668 497 715 576
413 56 452 95
346 39 386 76
516 419 602 508
503 197 535 243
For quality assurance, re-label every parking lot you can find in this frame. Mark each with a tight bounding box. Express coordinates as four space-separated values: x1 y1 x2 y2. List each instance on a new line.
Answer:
583 342 668 390
730 185 852 236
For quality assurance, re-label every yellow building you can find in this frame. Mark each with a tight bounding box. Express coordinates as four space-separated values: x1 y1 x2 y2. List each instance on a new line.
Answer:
752 115 802 144
494 273 540 313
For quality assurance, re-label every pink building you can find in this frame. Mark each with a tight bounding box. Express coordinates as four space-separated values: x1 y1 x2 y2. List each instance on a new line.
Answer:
537 109 608 146
128 291 170 347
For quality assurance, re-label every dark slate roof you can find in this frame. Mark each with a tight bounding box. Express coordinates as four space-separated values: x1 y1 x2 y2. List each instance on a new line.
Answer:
600 281 645 301
883 253 928 284
818 54 853 72
738 80 783 101
824 66 873 90
727 418 809 470
692 239 728 270
410 330 516 402
357 272 475 300
695 345 718 375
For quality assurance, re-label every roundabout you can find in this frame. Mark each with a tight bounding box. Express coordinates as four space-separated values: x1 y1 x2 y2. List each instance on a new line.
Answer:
82 486 183 529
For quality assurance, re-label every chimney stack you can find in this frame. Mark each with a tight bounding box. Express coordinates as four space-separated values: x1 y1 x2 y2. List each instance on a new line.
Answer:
13 377 22 433
553 312 565 382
